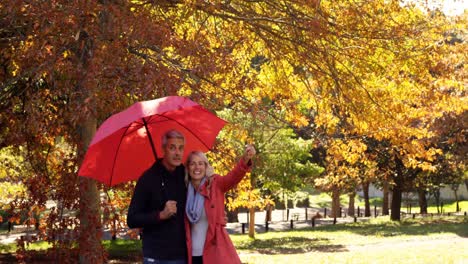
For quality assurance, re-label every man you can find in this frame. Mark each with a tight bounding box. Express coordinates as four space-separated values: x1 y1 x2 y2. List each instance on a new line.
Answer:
127 129 188 264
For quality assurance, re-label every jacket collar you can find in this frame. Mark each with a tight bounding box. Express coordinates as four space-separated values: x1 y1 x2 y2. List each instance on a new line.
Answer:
154 158 185 176
199 178 211 198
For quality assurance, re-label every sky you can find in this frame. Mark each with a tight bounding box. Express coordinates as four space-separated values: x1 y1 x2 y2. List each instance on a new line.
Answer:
435 0 467 15
406 0 468 16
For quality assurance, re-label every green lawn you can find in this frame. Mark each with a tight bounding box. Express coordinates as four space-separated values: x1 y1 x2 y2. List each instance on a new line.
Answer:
232 216 468 264
0 241 50 254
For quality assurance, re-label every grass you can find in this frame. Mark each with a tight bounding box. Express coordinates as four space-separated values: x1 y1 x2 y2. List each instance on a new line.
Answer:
103 239 142 261
0 243 15 254
232 216 468 264
237 242 467 264
232 216 468 247
0 241 50 254
1 215 466 263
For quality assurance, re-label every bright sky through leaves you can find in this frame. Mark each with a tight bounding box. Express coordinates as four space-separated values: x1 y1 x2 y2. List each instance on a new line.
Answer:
406 0 467 15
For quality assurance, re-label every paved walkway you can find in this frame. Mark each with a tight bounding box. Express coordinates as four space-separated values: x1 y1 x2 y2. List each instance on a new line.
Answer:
225 217 368 235
0 215 367 245
6 207 462 244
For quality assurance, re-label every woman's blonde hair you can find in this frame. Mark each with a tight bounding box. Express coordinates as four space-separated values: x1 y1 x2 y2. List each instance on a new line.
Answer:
185 151 214 185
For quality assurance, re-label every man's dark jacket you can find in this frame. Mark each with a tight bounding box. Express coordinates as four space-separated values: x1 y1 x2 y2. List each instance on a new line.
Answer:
127 159 187 260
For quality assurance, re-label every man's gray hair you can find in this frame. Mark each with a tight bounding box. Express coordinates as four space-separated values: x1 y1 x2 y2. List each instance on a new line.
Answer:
161 129 185 147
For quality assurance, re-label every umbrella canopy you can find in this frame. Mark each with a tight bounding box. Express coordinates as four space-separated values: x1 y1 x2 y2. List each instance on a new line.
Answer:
78 96 227 186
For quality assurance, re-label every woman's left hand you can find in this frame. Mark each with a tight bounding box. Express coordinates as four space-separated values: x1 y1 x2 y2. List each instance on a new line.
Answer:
243 144 256 163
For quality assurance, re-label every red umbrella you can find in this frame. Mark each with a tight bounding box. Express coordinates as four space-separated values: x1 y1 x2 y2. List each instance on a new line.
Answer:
78 96 227 186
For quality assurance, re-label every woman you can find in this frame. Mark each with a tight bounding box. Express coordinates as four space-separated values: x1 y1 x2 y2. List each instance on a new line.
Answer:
185 145 256 264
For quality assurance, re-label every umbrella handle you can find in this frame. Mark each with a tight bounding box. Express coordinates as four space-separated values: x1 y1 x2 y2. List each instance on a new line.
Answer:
142 118 158 161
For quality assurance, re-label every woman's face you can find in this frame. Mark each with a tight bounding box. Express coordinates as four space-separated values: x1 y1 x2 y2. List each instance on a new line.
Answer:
188 154 206 181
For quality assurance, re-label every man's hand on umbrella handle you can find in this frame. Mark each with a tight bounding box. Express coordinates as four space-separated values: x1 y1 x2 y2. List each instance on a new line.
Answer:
160 200 177 220
243 144 256 163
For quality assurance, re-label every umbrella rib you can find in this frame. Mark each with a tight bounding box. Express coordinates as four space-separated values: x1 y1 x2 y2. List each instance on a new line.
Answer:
142 118 158 160
147 113 212 150
108 124 133 186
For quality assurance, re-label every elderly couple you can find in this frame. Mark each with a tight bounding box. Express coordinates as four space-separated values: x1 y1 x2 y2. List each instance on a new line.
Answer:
127 129 256 264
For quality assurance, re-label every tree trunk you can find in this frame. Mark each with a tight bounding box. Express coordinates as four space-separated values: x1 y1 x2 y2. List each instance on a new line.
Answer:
388 191 393 210
453 188 459 212
391 182 402 221
418 188 428 214
248 207 255 238
331 187 340 218
362 181 371 217
78 117 104 263
451 184 459 204
73 6 105 260
382 180 389 215
433 189 441 213
283 191 288 221
79 178 103 263
348 192 355 217
390 155 404 221
283 191 288 209
265 204 272 222
249 173 256 238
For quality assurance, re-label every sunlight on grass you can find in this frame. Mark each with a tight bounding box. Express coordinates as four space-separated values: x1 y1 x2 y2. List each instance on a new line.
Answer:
102 239 141 257
239 241 468 264
0 243 15 254
232 216 468 263
0 241 51 254
25 241 52 251
426 201 468 213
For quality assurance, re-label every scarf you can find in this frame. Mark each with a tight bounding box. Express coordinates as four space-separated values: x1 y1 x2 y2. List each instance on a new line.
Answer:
185 177 206 223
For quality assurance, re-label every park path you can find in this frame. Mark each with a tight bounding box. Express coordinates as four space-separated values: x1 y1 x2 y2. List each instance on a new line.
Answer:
0 207 353 244
3 207 464 244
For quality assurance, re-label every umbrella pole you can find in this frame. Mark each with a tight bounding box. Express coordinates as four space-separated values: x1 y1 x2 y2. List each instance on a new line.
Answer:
142 118 158 160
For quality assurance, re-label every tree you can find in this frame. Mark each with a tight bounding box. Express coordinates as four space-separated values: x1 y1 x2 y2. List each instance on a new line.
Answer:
215 108 323 238
1 1 247 261
311 6 467 221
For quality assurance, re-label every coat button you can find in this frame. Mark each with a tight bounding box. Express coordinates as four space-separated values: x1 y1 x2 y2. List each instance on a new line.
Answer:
211 205 215 208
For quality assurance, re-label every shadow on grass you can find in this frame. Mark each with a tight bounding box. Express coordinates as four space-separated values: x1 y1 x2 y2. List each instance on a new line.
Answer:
0 242 15 254
236 236 347 254
0 253 16 263
0 250 69 264
308 216 468 238
104 239 142 261
0 240 144 262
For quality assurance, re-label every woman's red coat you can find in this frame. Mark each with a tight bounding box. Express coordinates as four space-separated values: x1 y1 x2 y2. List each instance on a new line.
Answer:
185 159 250 264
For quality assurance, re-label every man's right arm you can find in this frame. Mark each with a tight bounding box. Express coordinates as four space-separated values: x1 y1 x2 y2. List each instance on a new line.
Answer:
127 175 162 228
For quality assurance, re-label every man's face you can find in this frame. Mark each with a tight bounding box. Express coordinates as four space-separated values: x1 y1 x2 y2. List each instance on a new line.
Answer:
162 137 185 171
